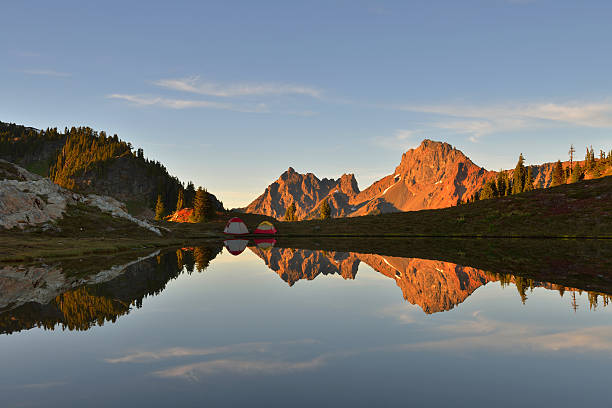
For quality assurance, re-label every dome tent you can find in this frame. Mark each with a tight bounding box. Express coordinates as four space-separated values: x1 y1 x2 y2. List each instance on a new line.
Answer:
254 221 277 234
224 217 249 235
224 239 248 256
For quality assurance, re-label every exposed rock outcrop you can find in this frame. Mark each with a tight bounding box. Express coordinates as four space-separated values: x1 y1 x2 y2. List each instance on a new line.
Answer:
0 160 161 235
244 140 494 219
349 140 494 215
245 139 612 221
244 167 360 220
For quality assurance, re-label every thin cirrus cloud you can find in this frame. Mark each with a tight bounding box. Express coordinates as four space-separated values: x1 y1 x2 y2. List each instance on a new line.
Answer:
152 356 327 380
153 76 323 98
396 101 612 142
23 69 71 77
107 93 268 113
105 339 326 381
388 310 612 354
105 339 318 364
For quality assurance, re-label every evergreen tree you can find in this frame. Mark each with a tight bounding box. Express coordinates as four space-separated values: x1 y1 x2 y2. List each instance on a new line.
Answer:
515 276 528 304
570 162 583 183
551 160 565 187
479 180 497 200
202 189 216 220
176 188 184 212
154 194 165 220
185 182 196 208
524 166 534 191
191 187 206 223
284 202 297 221
512 154 526 194
496 171 508 197
320 198 331 220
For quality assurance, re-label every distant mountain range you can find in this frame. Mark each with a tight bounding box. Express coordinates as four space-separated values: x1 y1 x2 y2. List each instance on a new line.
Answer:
244 139 591 219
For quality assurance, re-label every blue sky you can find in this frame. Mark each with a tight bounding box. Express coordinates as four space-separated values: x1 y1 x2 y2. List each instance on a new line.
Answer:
2 0 611 207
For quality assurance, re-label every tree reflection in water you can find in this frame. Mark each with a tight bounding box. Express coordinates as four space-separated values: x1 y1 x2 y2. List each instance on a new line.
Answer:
0 243 223 334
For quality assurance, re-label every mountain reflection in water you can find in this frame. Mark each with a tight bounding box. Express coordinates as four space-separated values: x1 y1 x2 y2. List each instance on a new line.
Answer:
249 246 611 314
0 241 610 335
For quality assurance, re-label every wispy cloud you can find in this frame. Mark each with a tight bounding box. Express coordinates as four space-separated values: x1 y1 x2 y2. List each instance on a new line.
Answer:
390 311 612 354
2 381 67 390
372 129 420 150
107 339 326 382
106 340 318 364
23 69 70 77
396 101 612 142
378 303 419 324
154 76 323 98
152 356 327 380
107 94 268 113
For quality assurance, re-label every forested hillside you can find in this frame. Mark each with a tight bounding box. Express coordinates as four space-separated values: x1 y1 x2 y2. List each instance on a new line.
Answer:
0 122 65 176
0 121 222 216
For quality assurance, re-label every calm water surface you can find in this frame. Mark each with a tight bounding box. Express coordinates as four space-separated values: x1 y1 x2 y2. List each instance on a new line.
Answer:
1 242 611 407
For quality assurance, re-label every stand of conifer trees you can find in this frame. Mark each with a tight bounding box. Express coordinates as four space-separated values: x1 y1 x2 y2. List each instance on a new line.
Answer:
1 121 224 217
468 147 612 204
190 187 216 223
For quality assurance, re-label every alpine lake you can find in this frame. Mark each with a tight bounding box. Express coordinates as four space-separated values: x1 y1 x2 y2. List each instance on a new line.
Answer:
1 238 611 407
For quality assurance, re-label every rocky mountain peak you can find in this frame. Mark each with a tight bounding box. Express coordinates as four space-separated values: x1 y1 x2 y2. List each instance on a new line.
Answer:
279 166 299 181
397 140 465 172
338 173 360 195
245 140 494 219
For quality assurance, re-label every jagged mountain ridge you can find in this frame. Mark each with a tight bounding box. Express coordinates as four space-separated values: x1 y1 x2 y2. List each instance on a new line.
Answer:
244 168 360 220
243 139 599 220
245 139 495 219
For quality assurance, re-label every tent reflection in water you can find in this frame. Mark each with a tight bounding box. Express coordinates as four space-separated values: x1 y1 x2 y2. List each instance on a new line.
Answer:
254 221 277 235
224 239 248 256
224 217 249 235
254 238 276 251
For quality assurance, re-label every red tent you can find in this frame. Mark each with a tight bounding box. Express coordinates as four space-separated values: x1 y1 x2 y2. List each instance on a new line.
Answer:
224 239 248 256
224 217 249 235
